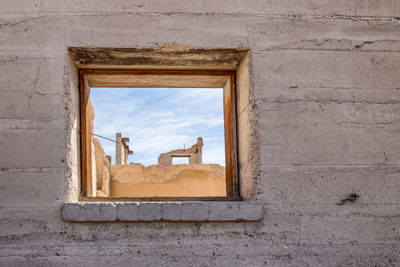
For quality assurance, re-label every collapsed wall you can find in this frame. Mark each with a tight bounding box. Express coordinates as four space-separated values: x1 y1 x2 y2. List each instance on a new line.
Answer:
158 137 203 167
92 138 111 197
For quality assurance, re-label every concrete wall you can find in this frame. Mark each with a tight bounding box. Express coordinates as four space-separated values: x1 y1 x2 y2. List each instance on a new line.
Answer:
0 1 399 266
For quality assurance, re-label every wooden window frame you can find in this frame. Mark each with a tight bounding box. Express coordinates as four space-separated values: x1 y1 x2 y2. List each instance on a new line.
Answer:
79 69 239 201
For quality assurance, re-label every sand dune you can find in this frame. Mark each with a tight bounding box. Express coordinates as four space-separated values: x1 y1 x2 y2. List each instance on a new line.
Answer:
110 163 226 197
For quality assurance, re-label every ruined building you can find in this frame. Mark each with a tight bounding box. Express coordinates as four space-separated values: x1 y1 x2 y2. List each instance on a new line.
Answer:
158 137 203 166
92 133 226 198
1 1 399 266
115 133 133 165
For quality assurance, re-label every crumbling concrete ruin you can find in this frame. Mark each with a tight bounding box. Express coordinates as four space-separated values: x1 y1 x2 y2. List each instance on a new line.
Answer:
92 137 111 197
92 132 225 197
158 137 203 166
115 133 132 165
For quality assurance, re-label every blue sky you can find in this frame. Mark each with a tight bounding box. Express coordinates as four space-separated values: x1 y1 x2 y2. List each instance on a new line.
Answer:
90 87 226 166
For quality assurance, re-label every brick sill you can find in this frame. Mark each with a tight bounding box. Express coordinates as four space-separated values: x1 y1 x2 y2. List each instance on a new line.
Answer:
63 202 263 222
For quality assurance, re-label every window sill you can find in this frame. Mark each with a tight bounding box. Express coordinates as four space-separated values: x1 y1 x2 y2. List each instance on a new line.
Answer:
62 201 263 222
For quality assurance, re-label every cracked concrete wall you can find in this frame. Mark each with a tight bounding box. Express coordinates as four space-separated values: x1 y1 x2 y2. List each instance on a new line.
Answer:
0 1 399 266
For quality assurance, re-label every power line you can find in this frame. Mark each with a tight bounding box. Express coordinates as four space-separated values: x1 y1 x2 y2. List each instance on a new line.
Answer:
92 133 120 144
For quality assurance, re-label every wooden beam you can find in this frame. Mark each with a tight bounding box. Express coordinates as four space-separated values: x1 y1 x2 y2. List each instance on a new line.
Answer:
223 73 239 197
80 71 93 197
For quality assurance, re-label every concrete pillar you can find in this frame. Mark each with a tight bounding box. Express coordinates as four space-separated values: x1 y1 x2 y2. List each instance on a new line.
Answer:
116 133 123 165
116 133 133 165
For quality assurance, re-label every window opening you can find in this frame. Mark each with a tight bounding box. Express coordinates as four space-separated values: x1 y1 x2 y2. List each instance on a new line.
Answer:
172 157 190 165
80 70 238 199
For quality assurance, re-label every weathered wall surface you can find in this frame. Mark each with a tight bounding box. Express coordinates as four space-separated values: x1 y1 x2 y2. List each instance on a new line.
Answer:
0 1 399 266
